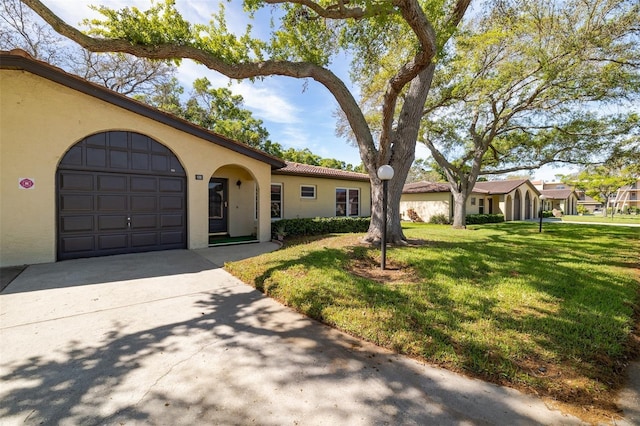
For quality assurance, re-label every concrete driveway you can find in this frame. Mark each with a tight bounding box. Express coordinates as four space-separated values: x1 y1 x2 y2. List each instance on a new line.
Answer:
0 246 593 425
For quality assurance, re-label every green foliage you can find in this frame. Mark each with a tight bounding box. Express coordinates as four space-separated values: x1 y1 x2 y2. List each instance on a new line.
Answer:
428 214 449 224
271 217 370 238
542 211 554 218
465 214 504 224
227 222 640 413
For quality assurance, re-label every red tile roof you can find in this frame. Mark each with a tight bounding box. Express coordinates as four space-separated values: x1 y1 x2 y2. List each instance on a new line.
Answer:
473 179 534 195
402 181 450 193
540 189 575 199
403 179 540 195
272 162 370 181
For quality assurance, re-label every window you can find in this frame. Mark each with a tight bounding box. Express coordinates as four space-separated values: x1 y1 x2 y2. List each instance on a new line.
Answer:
300 185 316 199
271 184 282 219
336 188 360 216
471 197 476 206
478 198 485 214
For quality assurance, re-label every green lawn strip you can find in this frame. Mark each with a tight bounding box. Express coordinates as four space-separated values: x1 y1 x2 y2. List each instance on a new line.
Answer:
561 214 640 224
225 223 639 408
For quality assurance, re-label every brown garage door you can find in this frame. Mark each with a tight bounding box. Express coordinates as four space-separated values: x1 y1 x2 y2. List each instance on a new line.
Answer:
57 131 187 260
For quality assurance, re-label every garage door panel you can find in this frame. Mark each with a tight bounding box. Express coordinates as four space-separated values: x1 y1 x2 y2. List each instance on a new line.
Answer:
60 173 93 191
58 131 186 261
110 150 129 169
61 236 95 253
131 233 158 247
160 196 184 211
86 147 107 167
98 234 128 250
131 214 157 229
131 196 157 211
131 177 157 192
159 178 183 192
98 215 128 231
60 194 94 211
161 231 185 245
161 214 183 228
97 195 127 211
61 216 94 232
98 175 127 191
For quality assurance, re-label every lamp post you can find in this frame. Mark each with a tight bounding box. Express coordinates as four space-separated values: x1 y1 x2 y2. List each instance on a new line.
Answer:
377 165 394 270
539 194 547 233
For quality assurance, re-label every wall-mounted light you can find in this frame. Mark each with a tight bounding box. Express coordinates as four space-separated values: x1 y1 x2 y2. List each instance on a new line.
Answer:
236 179 242 188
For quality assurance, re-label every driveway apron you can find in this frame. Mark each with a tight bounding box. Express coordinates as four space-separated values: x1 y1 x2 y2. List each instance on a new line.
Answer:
1 248 588 425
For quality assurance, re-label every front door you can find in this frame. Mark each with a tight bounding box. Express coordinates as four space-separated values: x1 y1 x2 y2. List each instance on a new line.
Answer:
209 178 228 235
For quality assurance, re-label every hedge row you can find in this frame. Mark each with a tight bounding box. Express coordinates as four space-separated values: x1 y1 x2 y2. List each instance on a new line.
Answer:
465 214 505 224
272 217 371 238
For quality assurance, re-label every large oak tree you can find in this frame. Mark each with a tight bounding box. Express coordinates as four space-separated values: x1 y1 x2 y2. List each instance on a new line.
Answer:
23 0 471 244
413 0 639 227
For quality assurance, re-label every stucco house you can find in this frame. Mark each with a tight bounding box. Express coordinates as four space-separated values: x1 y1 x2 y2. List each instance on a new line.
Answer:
1 49 286 267
271 162 371 220
400 179 542 223
532 181 578 215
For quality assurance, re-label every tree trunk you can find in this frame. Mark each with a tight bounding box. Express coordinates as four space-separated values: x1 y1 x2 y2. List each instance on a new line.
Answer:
451 190 468 228
362 65 435 245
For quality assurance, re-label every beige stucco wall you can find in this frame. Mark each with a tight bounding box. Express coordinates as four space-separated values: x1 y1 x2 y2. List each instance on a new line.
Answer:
1 69 273 267
271 174 371 219
399 192 450 222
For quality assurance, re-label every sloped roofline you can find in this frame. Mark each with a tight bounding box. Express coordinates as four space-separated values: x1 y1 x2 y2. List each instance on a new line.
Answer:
403 178 541 195
0 49 286 169
273 161 370 182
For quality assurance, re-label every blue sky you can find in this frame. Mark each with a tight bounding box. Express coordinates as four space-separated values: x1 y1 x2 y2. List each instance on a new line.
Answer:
45 0 574 181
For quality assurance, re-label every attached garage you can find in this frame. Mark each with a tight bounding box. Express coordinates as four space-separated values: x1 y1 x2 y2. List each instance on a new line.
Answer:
57 131 187 260
1 50 284 267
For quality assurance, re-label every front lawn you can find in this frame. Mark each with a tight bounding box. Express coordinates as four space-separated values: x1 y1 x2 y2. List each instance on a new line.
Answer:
226 222 639 421
562 214 640 224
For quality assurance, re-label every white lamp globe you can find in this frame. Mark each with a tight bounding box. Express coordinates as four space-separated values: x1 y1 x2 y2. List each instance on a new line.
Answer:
377 165 394 181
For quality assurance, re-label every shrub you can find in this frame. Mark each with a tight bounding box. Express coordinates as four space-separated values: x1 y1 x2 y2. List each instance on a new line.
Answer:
272 217 370 238
429 214 450 224
542 211 554 218
465 214 504 224
577 205 588 215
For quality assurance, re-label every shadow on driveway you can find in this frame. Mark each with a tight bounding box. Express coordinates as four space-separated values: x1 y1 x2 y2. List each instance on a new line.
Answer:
1 249 586 425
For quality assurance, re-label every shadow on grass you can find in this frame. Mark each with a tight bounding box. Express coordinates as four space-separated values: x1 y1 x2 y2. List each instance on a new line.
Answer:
235 222 639 408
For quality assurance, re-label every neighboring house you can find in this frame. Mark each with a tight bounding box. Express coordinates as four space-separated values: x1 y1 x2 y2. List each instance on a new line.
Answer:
400 181 452 222
400 179 542 222
576 193 603 213
1 49 285 267
611 179 640 212
532 181 579 215
270 162 371 220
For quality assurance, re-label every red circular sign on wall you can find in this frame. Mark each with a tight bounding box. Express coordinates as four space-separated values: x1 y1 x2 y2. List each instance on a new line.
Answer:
19 178 35 189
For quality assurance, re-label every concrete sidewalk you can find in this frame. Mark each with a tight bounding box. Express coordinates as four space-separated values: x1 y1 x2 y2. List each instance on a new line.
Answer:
0 245 632 425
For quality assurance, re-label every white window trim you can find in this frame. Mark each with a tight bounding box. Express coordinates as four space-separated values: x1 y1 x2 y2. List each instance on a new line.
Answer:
300 184 316 199
271 183 283 220
336 187 361 217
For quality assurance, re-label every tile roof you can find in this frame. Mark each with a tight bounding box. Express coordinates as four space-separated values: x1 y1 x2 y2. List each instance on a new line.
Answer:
402 181 450 193
540 189 575 199
272 161 370 181
473 179 533 195
0 49 286 169
402 178 541 195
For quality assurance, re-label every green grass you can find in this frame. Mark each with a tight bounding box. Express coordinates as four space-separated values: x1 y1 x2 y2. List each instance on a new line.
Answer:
226 222 639 415
562 214 640 224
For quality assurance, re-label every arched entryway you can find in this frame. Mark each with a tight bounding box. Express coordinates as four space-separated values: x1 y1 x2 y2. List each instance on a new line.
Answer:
209 164 258 245
505 195 513 221
525 191 532 219
56 131 187 260
514 190 522 221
